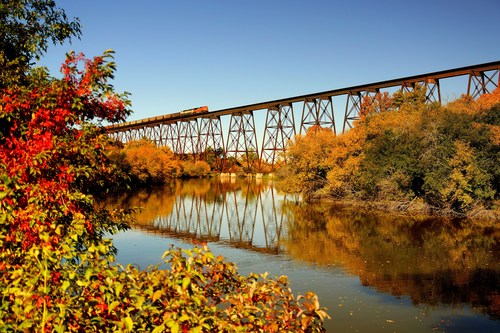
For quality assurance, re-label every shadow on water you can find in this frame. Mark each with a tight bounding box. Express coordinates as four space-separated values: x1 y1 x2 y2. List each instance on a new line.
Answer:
103 177 499 331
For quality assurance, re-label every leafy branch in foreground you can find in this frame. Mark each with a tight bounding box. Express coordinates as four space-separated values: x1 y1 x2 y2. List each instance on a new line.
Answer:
0 51 329 331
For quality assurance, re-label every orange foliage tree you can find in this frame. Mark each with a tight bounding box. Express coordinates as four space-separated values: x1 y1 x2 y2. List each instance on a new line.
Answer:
121 139 180 183
281 85 500 216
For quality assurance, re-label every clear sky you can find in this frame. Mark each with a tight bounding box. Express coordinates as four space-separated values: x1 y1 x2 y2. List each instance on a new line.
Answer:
39 0 500 122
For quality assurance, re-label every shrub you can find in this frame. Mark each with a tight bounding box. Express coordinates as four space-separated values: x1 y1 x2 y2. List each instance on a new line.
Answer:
277 126 336 197
181 160 211 178
281 87 500 216
122 139 180 184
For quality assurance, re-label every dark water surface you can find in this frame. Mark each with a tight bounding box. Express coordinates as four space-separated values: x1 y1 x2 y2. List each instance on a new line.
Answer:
105 178 499 333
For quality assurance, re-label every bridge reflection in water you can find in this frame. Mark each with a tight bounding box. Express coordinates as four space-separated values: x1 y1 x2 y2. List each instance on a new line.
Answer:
119 178 293 254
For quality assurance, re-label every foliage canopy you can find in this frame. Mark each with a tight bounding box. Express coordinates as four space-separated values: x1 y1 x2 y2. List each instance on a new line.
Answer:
279 86 500 217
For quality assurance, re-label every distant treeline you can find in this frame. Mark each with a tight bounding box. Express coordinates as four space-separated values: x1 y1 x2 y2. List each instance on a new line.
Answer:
277 86 500 219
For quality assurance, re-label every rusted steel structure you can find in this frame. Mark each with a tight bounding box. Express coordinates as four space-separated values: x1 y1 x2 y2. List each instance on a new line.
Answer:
106 61 500 172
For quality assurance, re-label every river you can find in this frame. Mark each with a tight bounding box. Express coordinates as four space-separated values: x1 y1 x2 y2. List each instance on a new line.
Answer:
104 177 499 333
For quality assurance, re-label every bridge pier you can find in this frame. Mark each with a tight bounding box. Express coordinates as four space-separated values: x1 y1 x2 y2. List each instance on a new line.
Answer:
300 96 336 134
225 111 259 172
260 103 295 171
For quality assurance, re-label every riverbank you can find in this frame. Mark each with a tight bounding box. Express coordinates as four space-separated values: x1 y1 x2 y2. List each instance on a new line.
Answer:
312 195 500 226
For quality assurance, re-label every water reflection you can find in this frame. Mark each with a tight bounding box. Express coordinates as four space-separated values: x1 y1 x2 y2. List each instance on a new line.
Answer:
105 178 293 254
104 178 499 324
282 203 500 320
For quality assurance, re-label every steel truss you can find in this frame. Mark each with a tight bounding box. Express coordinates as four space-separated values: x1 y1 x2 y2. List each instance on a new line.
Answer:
260 104 295 170
163 123 179 153
343 89 380 133
401 79 441 103
225 111 259 172
468 69 499 98
300 96 335 134
177 120 199 157
198 116 226 170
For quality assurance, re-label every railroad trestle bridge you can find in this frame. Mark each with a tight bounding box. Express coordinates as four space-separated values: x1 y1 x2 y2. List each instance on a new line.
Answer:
107 61 500 172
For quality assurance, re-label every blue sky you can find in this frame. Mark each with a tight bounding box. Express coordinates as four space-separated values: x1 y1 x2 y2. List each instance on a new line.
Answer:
40 0 500 123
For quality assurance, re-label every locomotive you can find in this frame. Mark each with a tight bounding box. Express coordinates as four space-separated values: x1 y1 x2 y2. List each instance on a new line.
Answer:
107 106 210 130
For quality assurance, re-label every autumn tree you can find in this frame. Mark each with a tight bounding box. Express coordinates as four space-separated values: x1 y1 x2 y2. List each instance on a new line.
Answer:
358 91 393 120
0 50 133 331
277 126 336 197
280 85 500 217
121 139 180 184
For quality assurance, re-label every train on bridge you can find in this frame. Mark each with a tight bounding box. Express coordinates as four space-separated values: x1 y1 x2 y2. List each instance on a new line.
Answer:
179 105 209 115
106 106 209 130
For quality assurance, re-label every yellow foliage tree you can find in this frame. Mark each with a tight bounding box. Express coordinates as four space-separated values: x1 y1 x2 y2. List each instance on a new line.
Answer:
278 126 336 197
324 126 366 197
122 139 180 183
440 141 495 211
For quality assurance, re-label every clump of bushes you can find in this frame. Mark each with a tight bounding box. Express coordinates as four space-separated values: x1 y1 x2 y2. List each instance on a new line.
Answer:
279 86 500 217
110 139 213 184
181 160 211 178
119 139 181 184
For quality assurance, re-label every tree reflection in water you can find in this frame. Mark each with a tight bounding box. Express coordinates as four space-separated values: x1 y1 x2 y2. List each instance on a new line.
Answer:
283 202 500 320
104 178 499 321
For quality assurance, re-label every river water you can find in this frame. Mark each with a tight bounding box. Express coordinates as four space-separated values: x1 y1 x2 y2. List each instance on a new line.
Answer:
104 178 499 333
